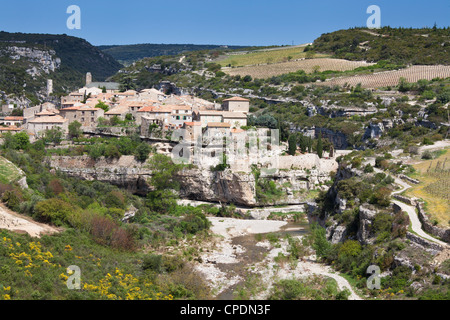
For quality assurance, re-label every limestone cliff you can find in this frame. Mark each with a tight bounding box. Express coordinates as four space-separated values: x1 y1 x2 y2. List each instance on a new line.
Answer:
48 155 332 207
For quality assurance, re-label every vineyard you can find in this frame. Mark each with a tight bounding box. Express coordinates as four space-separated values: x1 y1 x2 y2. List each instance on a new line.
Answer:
315 65 450 89
223 58 373 79
406 149 450 227
218 45 320 68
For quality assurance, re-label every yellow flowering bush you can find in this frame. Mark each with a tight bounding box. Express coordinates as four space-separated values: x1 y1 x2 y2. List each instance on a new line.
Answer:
81 268 173 300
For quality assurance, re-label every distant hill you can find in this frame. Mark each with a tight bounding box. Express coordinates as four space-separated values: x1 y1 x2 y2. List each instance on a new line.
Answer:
0 31 123 104
97 43 249 65
312 27 450 65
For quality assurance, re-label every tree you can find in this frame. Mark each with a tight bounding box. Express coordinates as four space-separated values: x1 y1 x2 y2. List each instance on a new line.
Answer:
306 51 316 59
110 116 121 126
68 121 82 140
134 143 151 162
146 154 181 214
89 143 105 160
11 108 23 117
298 134 308 153
317 132 323 158
307 137 312 153
95 100 110 112
119 76 136 92
288 135 297 156
242 75 253 82
104 144 121 159
310 223 331 259
43 127 64 145
2 132 30 150
147 154 180 190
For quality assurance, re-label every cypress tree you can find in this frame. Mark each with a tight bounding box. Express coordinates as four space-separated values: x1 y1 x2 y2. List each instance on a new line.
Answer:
288 135 297 156
317 133 323 159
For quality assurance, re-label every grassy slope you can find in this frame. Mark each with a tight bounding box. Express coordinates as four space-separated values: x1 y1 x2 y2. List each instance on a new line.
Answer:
0 156 23 185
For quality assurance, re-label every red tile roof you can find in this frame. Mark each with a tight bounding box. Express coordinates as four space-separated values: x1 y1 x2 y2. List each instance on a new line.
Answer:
184 122 202 126
223 97 250 102
4 117 24 121
207 122 231 128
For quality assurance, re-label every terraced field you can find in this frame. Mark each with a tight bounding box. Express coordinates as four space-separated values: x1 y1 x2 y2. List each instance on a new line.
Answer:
315 65 450 88
405 149 450 227
218 45 320 67
223 58 374 79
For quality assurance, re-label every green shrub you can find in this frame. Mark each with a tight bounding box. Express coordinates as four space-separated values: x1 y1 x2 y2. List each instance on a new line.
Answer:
34 198 78 226
142 254 163 272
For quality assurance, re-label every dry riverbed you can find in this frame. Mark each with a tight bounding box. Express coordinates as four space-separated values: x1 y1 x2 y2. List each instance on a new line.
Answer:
193 217 362 300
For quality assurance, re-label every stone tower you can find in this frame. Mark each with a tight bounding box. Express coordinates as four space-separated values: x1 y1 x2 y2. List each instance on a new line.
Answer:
47 79 53 96
86 72 92 86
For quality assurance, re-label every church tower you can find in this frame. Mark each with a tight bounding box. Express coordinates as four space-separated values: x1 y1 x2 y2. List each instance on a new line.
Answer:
86 72 92 86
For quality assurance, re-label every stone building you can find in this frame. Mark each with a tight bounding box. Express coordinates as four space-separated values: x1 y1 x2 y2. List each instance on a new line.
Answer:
27 115 69 137
222 97 250 113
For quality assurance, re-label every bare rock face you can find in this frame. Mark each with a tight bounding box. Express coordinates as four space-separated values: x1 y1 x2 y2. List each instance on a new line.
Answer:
330 225 348 244
357 206 378 245
48 155 331 207
47 155 153 195
177 169 257 207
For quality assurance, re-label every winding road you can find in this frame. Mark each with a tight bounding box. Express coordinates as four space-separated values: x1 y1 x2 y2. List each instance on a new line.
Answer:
391 175 448 247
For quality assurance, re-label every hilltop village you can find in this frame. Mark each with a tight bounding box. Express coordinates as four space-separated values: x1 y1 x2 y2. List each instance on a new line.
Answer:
1 73 249 140
0 72 338 174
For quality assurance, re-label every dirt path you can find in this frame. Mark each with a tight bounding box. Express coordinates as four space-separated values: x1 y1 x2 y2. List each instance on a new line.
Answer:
0 203 59 238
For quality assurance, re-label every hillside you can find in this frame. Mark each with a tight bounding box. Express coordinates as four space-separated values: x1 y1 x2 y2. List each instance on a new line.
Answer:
98 43 249 65
0 31 123 104
312 27 450 65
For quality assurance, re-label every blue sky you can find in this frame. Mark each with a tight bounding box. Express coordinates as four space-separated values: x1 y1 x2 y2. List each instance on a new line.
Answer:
0 0 448 46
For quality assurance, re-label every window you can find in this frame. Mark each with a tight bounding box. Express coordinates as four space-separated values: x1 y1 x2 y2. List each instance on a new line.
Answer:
81 118 85 122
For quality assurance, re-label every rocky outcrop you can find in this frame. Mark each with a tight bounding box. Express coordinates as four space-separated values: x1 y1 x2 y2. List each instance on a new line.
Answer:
176 169 257 207
48 155 331 207
330 225 348 244
47 155 153 195
363 122 384 140
4 46 61 78
357 206 378 245
315 128 349 150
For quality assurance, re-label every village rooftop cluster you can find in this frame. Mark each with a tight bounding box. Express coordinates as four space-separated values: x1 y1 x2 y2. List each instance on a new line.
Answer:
0 73 251 141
